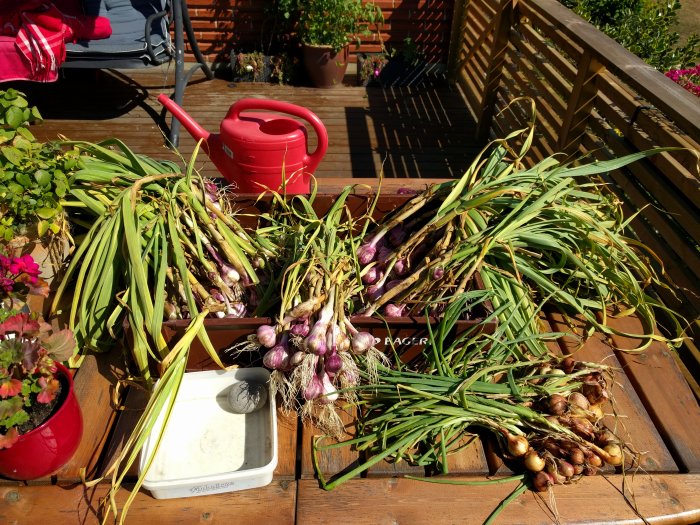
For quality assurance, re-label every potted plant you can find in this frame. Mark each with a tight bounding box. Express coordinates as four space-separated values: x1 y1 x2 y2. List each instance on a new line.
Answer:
357 37 436 87
232 51 272 82
357 52 389 86
0 309 80 479
231 50 298 85
279 0 383 87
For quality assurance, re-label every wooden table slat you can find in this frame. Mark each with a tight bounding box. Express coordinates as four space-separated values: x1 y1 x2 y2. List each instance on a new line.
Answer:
606 316 700 473
296 474 700 525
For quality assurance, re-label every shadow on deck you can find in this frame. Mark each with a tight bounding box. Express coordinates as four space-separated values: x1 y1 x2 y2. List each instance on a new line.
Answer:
7 68 482 181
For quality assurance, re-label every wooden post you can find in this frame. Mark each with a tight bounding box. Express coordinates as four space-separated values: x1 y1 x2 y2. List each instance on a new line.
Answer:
446 0 470 84
476 0 517 143
557 50 604 154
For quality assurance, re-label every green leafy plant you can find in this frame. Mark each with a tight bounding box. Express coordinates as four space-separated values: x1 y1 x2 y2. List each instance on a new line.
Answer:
0 311 76 449
560 0 699 70
0 89 78 239
278 0 383 53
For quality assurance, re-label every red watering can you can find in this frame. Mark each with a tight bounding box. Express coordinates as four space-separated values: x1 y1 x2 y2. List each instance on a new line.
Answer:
158 95 328 194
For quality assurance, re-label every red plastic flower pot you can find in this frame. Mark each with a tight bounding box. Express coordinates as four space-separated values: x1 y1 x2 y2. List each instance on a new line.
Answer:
0 363 83 480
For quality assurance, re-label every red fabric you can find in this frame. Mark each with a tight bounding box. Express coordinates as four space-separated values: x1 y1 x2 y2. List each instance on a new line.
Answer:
14 2 71 81
0 1 111 83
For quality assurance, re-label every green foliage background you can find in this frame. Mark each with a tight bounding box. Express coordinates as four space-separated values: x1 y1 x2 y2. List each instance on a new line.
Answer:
561 0 699 70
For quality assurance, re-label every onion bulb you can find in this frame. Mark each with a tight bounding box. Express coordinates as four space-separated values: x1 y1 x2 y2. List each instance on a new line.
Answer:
505 432 529 457
568 392 590 411
603 443 623 466
548 394 568 415
531 471 552 492
523 450 545 472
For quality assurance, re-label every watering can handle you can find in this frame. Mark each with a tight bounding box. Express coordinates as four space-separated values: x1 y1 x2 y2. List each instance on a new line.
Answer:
227 99 329 173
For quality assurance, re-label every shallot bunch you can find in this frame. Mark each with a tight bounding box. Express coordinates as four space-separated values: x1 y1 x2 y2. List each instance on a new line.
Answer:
500 357 629 492
250 188 388 437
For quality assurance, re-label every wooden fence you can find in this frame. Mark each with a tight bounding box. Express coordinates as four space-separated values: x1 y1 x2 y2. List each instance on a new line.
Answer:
449 0 700 393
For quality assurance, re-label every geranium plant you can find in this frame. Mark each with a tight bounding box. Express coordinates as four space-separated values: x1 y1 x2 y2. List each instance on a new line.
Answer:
665 65 700 96
0 250 49 312
0 311 76 449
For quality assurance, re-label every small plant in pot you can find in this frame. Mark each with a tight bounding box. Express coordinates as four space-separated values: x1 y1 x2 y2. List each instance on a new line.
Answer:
358 37 435 87
232 51 271 82
0 310 80 479
279 0 383 87
231 50 298 85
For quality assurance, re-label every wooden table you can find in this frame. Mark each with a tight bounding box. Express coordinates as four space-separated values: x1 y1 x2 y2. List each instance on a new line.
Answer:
2 180 699 524
2 311 699 524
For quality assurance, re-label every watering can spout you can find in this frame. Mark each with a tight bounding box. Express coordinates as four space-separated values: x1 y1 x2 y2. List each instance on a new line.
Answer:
158 94 212 145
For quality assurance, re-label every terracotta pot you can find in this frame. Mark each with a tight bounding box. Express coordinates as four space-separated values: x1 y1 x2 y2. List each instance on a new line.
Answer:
302 44 349 88
0 363 83 480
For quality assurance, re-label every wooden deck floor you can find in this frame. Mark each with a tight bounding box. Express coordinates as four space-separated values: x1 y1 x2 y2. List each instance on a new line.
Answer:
10 67 481 182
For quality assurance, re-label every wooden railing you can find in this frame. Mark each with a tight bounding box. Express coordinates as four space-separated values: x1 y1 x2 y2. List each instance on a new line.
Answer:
448 0 700 392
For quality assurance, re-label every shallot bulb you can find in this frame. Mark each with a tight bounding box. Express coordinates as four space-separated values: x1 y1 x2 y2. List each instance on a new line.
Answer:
290 319 310 337
357 242 379 265
303 374 323 401
226 301 247 318
388 225 407 247
351 331 376 354
263 345 289 370
384 303 406 317
324 351 343 375
504 431 529 457
393 258 409 276
256 325 277 348
377 246 393 265
362 266 381 284
330 323 350 353
221 263 241 285
385 279 403 291
366 283 385 302
305 322 328 355
164 302 179 320
318 371 339 404
290 350 305 366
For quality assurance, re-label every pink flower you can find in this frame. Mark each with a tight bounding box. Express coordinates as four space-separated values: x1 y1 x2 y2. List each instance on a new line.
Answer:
665 65 700 97
0 252 42 297
9 254 40 279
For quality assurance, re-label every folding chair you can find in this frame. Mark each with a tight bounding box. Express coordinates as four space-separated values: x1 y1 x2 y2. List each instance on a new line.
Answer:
64 0 213 146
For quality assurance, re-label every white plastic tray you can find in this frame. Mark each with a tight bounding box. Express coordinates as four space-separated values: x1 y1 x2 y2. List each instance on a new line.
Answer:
139 367 277 499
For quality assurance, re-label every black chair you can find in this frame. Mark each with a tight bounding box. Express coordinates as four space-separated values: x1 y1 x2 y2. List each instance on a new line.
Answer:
64 0 213 146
